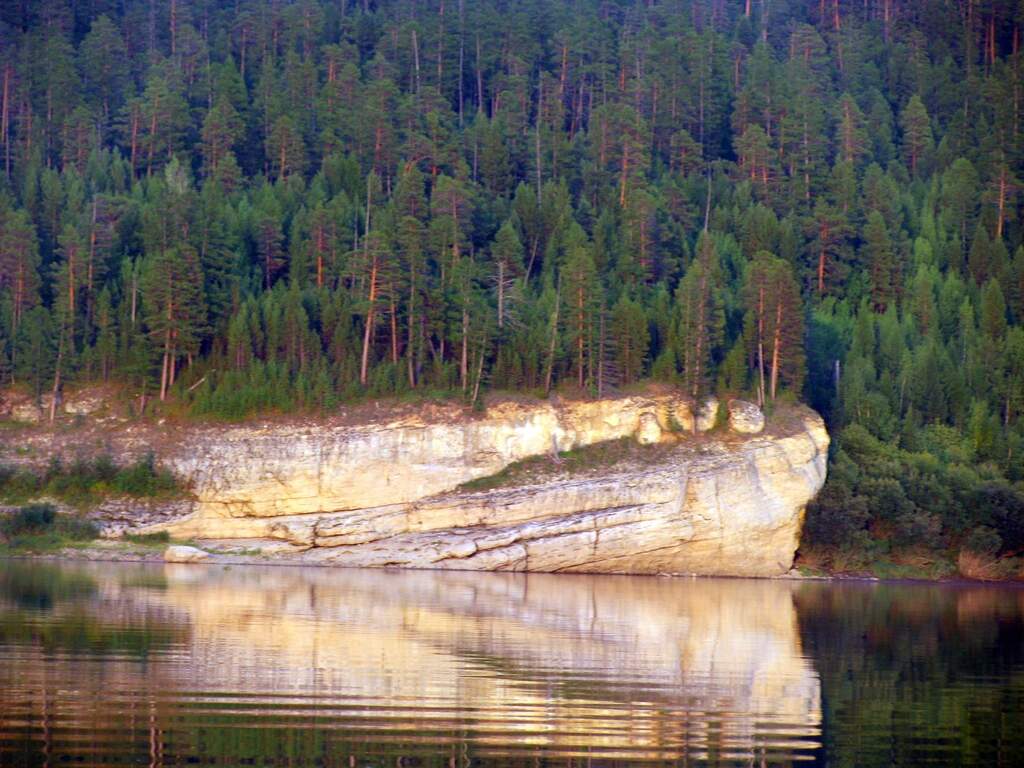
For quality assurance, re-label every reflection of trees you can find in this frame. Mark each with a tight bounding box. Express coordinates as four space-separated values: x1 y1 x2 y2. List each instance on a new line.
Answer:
795 583 1024 768
0 563 96 611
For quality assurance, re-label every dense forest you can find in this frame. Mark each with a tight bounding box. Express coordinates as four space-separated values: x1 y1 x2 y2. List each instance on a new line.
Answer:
0 0 1023 569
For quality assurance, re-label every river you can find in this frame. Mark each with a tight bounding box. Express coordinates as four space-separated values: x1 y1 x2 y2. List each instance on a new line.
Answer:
0 560 1021 766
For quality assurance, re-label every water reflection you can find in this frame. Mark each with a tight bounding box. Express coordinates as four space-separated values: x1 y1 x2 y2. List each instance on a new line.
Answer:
795 581 1024 767
0 562 1021 766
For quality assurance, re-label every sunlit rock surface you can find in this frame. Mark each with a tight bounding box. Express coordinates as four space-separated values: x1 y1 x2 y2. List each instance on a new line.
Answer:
150 397 828 577
163 545 210 563
728 398 765 434
3 392 828 576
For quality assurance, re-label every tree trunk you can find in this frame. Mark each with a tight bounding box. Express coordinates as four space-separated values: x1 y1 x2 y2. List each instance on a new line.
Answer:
544 278 561 394
390 293 399 364
49 328 65 423
407 271 417 388
1 63 9 179
497 260 505 328
996 166 1007 241
471 343 485 406
160 326 171 401
619 142 629 207
535 80 543 203
147 93 160 176
770 299 783 400
460 308 469 392
412 29 421 94
316 226 324 288
577 284 585 388
757 284 766 407
359 255 377 386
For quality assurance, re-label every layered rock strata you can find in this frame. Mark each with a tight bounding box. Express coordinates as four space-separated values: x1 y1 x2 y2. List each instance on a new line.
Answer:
149 396 827 576
2 392 828 576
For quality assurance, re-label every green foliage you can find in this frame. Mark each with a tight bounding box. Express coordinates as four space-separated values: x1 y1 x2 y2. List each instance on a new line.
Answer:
804 423 1024 570
0 0 1022 575
123 531 171 546
0 503 56 538
0 455 183 507
0 504 98 551
458 438 667 493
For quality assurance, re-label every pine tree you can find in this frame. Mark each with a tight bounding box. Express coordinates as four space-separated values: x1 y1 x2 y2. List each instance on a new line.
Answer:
0 208 40 335
611 293 649 387
900 95 933 177
201 98 243 179
675 233 724 399
863 211 896 312
266 115 306 181
252 192 286 291
743 252 805 403
560 224 599 389
489 218 524 332
835 93 868 166
79 15 129 124
807 201 853 296
142 245 207 401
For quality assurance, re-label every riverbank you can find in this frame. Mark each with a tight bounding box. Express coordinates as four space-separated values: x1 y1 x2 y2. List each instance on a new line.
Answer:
4 540 1022 585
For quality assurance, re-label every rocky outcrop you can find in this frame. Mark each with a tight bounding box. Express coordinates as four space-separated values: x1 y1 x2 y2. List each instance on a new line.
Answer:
695 396 719 431
728 399 765 434
3 390 827 576
163 545 210 563
150 397 825 576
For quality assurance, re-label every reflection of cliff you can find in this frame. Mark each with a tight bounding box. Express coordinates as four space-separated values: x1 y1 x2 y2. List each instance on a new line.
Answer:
71 564 822 760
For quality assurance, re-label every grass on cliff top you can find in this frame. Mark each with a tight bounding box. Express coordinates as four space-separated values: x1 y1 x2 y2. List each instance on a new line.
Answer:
457 437 675 493
0 453 186 509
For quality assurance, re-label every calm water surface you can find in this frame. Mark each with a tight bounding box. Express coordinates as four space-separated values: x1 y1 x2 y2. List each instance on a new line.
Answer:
0 561 1022 767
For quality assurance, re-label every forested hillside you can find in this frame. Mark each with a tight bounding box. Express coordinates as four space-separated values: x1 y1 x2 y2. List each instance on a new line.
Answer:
1 0 1023 570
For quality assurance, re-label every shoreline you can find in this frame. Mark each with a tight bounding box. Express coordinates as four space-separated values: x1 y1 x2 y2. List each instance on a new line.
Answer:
5 545 1024 587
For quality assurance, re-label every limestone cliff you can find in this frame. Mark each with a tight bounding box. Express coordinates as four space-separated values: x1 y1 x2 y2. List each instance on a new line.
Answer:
3 392 828 576
129 395 824 576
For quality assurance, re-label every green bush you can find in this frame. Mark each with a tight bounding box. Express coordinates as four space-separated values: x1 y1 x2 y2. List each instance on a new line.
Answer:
0 454 184 507
1 503 56 537
111 453 179 497
964 526 1002 557
802 422 1024 568
124 531 171 545
0 503 98 549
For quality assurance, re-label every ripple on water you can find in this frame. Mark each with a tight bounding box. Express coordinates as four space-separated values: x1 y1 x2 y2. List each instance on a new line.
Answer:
1 562 1022 766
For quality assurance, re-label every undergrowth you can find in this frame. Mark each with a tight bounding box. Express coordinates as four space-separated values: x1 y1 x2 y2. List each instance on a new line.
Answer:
0 503 99 553
458 438 669 493
0 453 185 508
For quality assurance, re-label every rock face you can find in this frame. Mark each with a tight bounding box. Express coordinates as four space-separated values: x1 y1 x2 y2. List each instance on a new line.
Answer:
2 390 829 576
695 396 719 431
163 545 211 563
635 412 662 445
728 399 765 434
121 395 827 577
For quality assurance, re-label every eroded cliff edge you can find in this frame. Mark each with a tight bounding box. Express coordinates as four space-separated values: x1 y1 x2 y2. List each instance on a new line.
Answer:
4 393 829 576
